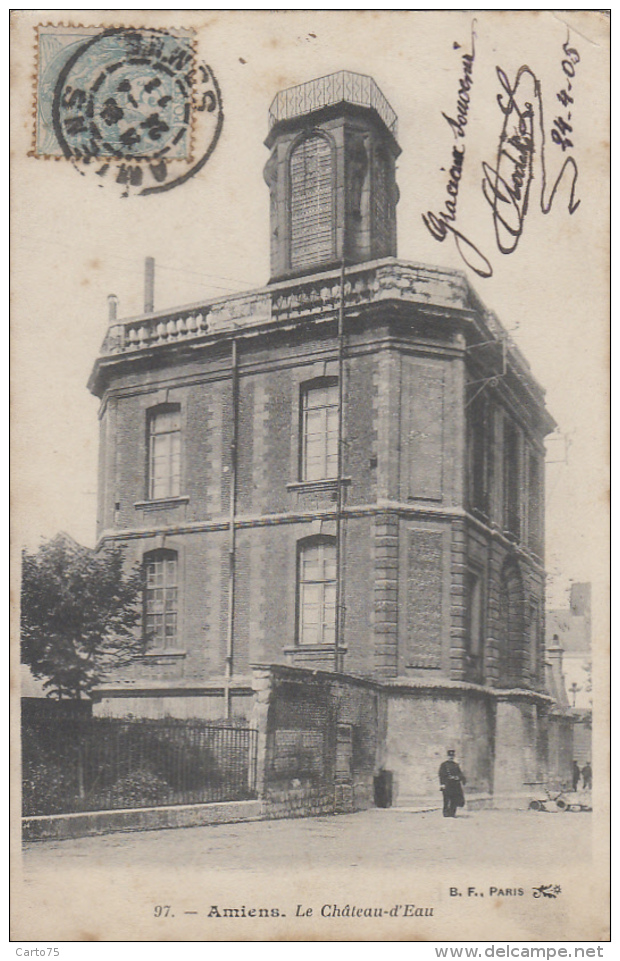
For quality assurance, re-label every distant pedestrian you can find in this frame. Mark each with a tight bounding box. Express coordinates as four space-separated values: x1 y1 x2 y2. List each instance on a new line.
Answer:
439 749 466 818
581 761 592 790
572 760 581 792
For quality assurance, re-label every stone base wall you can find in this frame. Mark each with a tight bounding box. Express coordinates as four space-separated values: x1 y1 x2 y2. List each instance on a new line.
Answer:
352 773 375 810
251 664 382 817
262 784 335 820
384 689 494 802
23 800 263 841
383 682 573 802
91 666 575 821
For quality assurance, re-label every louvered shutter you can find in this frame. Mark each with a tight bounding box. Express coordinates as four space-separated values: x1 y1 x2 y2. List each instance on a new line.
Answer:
290 136 334 269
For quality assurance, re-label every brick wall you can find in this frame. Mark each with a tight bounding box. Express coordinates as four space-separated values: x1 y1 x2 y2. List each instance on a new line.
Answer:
251 664 381 819
95 317 547 694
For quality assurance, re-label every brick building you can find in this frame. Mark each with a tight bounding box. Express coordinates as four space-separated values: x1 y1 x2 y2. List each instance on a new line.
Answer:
88 72 572 799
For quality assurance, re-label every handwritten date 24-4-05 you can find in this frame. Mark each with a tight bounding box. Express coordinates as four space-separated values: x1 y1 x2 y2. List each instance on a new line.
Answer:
552 41 580 152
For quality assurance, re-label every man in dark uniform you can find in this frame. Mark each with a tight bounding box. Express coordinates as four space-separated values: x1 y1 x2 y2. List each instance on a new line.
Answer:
439 749 466 817
581 761 592 790
572 760 581 792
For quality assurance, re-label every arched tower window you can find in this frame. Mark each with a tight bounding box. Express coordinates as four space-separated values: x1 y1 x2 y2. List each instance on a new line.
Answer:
289 134 334 270
372 143 392 257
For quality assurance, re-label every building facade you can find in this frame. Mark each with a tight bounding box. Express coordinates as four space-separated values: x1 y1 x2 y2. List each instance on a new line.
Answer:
547 583 592 765
89 72 571 798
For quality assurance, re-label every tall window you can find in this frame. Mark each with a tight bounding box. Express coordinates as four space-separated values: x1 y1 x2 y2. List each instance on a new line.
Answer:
465 571 483 660
528 598 540 685
301 380 339 481
527 452 542 556
497 561 525 687
502 421 520 538
298 539 337 646
290 135 334 270
144 550 178 648
148 406 181 499
467 394 487 515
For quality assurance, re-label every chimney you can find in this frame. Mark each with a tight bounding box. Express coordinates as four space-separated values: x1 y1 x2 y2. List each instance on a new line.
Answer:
144 256 155 313
107 294 118 324
547 634 565 674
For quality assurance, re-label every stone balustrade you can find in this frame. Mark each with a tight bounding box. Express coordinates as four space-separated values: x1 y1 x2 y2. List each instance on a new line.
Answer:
100 259 474 357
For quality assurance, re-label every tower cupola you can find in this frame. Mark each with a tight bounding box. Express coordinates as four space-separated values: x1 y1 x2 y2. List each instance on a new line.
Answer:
264 71 400 282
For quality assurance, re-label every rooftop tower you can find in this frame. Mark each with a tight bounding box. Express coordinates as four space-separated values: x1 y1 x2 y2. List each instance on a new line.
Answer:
264 71 400 282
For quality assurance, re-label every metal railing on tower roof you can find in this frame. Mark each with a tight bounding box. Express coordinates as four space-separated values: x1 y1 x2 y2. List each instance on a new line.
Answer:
268 70 398 137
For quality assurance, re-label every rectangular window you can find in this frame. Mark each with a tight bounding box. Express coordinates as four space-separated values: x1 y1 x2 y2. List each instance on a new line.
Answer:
148 407 181 500
145 551 178 648
301 381 338 481
298 540 337 645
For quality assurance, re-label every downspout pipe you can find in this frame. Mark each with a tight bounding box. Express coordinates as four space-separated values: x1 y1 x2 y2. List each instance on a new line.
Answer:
334 261 346 674
225 337 238 717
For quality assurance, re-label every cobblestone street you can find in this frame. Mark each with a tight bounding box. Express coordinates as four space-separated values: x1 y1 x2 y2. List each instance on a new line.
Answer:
16 808 598 942
22 807 591 873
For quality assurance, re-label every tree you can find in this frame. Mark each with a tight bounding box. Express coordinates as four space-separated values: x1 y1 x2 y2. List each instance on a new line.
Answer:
21 534 145 699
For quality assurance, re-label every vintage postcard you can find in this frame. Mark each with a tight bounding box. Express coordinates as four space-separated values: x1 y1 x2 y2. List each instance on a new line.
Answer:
11 9 610 943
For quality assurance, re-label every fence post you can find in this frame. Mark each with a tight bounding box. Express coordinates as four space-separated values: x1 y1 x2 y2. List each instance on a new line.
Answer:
250 668 272 798
77 743 85 801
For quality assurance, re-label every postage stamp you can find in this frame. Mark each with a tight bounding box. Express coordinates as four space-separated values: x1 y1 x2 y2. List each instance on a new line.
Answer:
33 25 223 195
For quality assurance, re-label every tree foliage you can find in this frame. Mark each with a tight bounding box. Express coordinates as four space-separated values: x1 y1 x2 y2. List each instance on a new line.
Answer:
21 534 145 699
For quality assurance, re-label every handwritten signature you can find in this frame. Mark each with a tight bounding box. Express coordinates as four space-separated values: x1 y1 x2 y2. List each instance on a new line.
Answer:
482 66 536 256
423 46 581 278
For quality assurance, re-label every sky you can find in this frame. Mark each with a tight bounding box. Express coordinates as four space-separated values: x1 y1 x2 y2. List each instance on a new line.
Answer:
12 10 609 614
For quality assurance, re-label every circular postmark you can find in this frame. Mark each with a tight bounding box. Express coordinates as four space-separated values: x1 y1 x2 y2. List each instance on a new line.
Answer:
50 27 223 195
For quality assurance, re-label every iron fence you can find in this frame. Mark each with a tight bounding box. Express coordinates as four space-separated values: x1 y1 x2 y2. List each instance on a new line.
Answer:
22 716 257 817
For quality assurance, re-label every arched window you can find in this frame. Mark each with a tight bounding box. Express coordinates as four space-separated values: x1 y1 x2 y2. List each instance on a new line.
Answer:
144 549 178 648
372 144 391 257
300 378 339 481
147 405 181 500
290 134 334 270
297 538 337 646
497 561 525 687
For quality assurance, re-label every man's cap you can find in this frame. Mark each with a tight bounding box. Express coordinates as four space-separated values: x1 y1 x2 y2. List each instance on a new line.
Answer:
447 749 455 756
